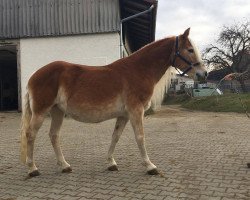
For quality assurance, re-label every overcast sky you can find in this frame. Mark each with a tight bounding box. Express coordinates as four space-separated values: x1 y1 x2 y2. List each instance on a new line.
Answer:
155 0 250 51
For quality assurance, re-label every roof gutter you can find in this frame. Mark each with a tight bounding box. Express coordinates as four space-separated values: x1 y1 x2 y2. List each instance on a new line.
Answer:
119 5 155 58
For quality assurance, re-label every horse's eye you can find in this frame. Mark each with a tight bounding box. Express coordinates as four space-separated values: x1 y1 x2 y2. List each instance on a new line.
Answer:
188 49 194 53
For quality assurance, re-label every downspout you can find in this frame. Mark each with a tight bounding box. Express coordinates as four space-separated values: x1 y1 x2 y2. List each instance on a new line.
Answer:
119 5 154 58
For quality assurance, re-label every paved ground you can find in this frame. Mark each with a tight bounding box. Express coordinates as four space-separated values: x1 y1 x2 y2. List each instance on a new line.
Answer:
1 105 250 200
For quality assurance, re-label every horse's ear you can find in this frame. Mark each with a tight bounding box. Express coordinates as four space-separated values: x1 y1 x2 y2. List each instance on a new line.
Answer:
182 28 190 39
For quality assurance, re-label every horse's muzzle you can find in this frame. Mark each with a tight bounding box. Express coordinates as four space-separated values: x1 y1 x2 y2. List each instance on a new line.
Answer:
196 71 207 83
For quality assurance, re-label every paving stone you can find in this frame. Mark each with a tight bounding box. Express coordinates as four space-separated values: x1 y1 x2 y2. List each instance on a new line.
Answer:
44 193 64 199
110 196 131 200
143 193 165 200
92 193 113 199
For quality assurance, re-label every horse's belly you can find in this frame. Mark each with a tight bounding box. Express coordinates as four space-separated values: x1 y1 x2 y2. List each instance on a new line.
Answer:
69 109 125 123
65 103 126 123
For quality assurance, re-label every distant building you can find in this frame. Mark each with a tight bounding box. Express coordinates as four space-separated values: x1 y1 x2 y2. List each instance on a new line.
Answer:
170 74 194 92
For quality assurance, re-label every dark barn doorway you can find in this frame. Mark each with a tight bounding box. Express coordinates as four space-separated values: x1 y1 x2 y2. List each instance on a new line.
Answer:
0 45 18 111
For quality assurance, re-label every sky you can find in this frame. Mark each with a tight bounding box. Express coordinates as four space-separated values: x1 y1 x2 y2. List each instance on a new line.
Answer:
155 0 250 52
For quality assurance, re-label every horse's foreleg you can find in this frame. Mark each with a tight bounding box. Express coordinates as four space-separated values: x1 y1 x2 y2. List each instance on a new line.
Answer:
26 114 44 177
49 106 71 173
107 117 128 171
129 108 158 175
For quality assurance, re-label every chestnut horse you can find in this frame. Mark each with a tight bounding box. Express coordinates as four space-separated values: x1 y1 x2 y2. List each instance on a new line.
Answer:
20 28 207 177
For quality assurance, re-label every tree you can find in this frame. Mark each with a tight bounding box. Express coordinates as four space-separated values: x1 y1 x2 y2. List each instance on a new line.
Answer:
204 20 250 92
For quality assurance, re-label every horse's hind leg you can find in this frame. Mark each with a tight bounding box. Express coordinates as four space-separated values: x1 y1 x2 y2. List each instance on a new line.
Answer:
107 117 128 171
27 114 45 177
49 106 71 173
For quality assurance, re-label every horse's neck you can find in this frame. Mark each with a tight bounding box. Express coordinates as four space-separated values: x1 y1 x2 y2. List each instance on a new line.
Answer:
126 37 174 84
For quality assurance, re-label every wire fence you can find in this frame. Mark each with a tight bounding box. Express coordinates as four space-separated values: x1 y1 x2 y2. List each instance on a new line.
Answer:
217 82 250 93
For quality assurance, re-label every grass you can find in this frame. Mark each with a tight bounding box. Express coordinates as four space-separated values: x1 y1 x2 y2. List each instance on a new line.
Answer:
164 93 250 113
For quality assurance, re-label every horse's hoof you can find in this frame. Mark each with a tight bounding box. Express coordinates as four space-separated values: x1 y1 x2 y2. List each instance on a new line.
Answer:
108 165 118 171
29 170 40 177
247 163 250 168
62 167 72 173
147 168 159 175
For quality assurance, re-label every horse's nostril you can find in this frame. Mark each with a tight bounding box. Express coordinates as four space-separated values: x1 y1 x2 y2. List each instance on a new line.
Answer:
196 72 208 78
196 73 201 77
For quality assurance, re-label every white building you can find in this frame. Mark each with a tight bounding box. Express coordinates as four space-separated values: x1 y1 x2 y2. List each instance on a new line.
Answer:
171 74 195 92
0 0 173 111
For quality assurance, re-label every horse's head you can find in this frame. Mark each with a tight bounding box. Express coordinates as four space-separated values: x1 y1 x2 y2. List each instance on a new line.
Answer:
172 28 207 82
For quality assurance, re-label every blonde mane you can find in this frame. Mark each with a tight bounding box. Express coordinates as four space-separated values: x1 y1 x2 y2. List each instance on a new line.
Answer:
188 38 203 63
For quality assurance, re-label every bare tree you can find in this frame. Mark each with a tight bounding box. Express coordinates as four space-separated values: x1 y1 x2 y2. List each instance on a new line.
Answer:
204 20 250 91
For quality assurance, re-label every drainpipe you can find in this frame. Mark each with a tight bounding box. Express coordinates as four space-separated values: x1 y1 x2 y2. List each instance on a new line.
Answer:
119 5 154 58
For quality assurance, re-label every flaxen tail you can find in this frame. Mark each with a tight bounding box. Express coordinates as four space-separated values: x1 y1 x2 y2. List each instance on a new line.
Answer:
20 92 32 164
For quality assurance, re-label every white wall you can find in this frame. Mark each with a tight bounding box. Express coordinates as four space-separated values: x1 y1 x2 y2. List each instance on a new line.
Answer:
151 67 176 110
20 32 120 101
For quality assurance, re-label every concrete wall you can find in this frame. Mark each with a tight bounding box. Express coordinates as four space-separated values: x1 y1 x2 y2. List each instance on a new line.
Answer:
20 32 120 101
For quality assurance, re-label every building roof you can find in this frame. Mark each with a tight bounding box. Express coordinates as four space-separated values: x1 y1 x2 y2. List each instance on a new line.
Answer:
207 68 231 81
0 0 120 39
0 0 157 52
